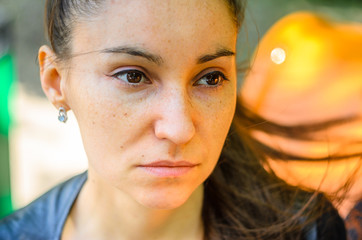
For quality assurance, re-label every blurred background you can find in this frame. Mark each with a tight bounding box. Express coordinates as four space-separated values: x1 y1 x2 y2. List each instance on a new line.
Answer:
0 0 87 218
0 0 361 230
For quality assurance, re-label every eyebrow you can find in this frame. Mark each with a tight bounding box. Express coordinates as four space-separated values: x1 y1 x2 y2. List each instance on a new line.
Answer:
100 46 235 65
100 46 163 65
197 48 235 64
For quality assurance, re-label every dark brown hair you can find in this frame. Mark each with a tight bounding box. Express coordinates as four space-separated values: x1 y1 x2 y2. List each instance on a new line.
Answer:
45 0 244 59
44 1 344 239
203 98 350 239
45 0 103 59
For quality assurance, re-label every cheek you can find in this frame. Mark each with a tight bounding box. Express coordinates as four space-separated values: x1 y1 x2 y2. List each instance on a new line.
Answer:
195 85 237 167
65 73 146 168
197 86 236 138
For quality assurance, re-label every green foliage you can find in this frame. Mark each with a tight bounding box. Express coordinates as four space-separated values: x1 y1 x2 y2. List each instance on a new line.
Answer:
0 54 14 136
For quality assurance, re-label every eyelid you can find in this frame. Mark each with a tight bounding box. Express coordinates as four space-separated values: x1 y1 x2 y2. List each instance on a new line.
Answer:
193 69 230 87
194 67 228 80
108 66 150 78
106 67 152 87
109 66 153 81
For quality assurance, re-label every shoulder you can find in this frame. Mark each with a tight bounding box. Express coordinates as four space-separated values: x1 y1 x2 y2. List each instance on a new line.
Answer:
304 196 346 240
0 172 87 240
345 200 362 240
316 204 346 240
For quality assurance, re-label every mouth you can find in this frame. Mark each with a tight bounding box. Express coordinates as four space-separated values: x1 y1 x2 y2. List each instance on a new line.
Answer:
137 161 199 177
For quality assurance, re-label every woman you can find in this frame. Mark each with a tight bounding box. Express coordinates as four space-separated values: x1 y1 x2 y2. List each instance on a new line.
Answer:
0 0 346 239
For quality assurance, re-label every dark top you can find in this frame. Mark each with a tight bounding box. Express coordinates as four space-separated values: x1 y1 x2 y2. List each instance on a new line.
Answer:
0 172 87 240
0 171 346 240
345 200 362 240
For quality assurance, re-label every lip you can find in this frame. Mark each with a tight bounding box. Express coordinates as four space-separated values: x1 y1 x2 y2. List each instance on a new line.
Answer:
137 161 198 177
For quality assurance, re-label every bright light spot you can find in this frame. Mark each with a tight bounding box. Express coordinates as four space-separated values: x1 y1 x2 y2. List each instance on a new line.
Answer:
271 47 286 64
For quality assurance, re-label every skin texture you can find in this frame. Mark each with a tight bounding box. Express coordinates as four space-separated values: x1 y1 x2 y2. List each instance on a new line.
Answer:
39 0 237 239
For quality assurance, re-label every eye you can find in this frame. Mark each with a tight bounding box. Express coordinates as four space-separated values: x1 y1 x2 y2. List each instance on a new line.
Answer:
112 70 151 85
193 71 229 87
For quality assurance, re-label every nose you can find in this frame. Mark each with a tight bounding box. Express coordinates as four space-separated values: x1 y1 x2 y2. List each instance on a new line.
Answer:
153 87 196 145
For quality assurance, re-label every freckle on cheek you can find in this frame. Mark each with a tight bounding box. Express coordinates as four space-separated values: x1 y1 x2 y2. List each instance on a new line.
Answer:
124 113 128 117
141 155 144 158
120 145 124 149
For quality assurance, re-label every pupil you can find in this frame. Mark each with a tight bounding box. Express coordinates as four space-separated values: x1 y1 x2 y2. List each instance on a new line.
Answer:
206 73 220 85
127 71 142 83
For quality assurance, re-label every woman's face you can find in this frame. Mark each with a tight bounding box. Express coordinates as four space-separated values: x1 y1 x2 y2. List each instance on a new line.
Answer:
62 0 237 209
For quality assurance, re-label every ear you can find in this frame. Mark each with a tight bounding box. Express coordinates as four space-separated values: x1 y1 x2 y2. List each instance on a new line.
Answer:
38 45 70 110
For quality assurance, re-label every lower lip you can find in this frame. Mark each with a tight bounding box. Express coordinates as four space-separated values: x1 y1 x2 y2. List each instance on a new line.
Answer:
137 166 194 177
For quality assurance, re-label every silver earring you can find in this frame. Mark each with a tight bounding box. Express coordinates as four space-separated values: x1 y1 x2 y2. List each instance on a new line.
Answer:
58 107 68 123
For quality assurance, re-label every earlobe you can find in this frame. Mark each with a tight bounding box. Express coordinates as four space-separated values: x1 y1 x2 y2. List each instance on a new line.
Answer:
38 45 69 110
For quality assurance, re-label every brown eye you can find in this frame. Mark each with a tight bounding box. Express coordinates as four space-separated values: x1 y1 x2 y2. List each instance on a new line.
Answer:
205 72 222 85
113 70 150 85
194 71 228 87
127 71 143 83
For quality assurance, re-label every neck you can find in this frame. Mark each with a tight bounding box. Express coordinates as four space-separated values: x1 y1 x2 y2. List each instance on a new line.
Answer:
64 169 204 240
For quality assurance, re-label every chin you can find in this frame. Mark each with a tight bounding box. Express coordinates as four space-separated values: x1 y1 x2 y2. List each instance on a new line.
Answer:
135 184 203 210
141 199 188 210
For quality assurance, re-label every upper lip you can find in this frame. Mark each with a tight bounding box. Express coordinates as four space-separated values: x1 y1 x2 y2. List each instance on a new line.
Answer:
138 161 198 167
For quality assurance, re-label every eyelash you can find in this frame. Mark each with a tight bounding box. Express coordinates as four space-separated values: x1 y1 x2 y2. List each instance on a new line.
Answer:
110 69 229 88
193 71 229 88
111 69 151 86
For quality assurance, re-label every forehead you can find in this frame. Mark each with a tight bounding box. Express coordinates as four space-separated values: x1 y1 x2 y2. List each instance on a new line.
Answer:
71 0 236 57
